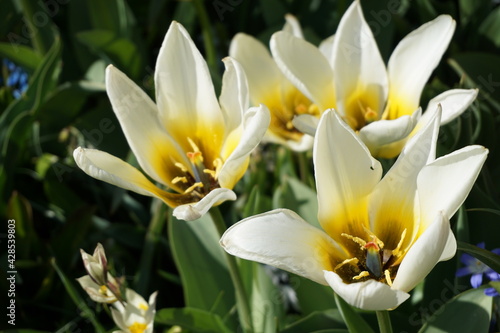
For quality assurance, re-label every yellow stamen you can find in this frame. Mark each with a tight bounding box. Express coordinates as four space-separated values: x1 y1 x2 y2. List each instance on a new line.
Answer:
353 271 370 280
184 182 203 194
295 103 307 114
384 269 393 286
362 228 385 249
174 162 188 172
128 322 148 333
341 233 366 248
308 104 320 116
172 176 188 184
392 229 407 257
203 169 216 178
334 257 359 272
187 137 201 153
364 108 378 123
213 158 223 179
286 120 294 130
98 285 108 295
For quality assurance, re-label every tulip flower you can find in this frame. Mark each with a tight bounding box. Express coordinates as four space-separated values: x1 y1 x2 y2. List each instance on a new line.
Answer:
230 15 319 151
270 0 477 158
221 107 487 310
111 289 157 333
73 22 270 221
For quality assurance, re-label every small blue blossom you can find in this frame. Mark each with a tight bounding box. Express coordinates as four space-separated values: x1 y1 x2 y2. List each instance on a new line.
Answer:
2 58 29 99
456 242 500 296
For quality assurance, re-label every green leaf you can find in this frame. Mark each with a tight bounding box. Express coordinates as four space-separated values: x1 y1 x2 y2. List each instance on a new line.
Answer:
76 29 144 79
51 258 106 333
478 6 500 47
293 276 337 315
281 309 346 333
273 176 320 229
418 288 492 333
334 293 375 333
155 307 232 333
18 0 57 55
457 241 500 273
169 214 236 327
0 43 42 73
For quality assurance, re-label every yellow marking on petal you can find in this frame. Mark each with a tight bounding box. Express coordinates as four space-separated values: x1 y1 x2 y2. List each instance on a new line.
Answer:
138 302 149 311
286 121 294 130
353 271 370 280
364 108 378 123
384 270 393 286
128 322 148 333
334 257 359 272
341 233 366 248
184 182 203 194
295 103 307 114
392 229 407 257
172 176 188 184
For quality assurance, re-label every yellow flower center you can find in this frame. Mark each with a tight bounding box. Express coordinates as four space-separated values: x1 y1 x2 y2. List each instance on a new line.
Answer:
334 229 407 286
128 322 148 333
171 137 222 198
268 88 319 142
98 285 108 295
138 302 149 311
344 89 381 131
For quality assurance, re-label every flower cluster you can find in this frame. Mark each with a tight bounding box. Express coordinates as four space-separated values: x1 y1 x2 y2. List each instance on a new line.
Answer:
71 0 490 315
2 58 29 99
77 244 157 333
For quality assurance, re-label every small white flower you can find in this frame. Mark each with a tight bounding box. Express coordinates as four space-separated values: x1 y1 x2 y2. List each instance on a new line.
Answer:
111 289 158 333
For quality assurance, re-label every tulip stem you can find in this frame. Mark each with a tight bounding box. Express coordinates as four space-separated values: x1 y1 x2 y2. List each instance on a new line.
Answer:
376 310 393 333
210 207 254 333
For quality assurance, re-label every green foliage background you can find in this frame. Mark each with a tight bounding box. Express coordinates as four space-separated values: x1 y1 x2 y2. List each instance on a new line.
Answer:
0 0 499 332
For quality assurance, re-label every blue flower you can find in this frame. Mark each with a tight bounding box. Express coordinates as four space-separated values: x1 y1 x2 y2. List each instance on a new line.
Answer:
2 58 29 99
456 242 500 296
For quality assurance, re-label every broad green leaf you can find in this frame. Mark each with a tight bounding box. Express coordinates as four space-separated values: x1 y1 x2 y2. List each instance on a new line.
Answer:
169 213 236 328
17 0 57 55
457 241 500 273
478 6 500 47
155 307 232 333
281 309 346 333
293 276 336 315
334 293 375 333
0 43 42 73
418 288 492 333
76 29 144 80
242 185 272 218
273 176 320 229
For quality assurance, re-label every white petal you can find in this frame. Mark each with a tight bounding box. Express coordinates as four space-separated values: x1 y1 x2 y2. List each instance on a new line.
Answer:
439 231 457 262
155 21 223 139
423 88 478 125
271 31 336 110
292 114 319 137
220 209 348 285
219 57 248 133
73 148 165 199
392 213 451 292
286 134 314 152
229 33 282 104
324 271 410 311
387 15 456 117
417 145 488 228
319 34 335 65
218 105 270 189
283 14 304 38
358 108 421 155
173 188 237 221
314 110 382 238
332 0 388 118
105 65 189 187
368 107 440 245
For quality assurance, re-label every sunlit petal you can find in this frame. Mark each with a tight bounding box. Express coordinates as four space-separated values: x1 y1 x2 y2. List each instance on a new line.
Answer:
173 188 237 221
229 33 282 104
219 105 270 189
417 145 488 230
283 14 304 38
219 57 248 133
387 15 456 119
314 110 381 242
392 213 451 292
333 0 388 121
271 31 336 110
221 209 348 285
155 21 223 148
422 88 478 125
324 271 410 310
106 65 189 190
